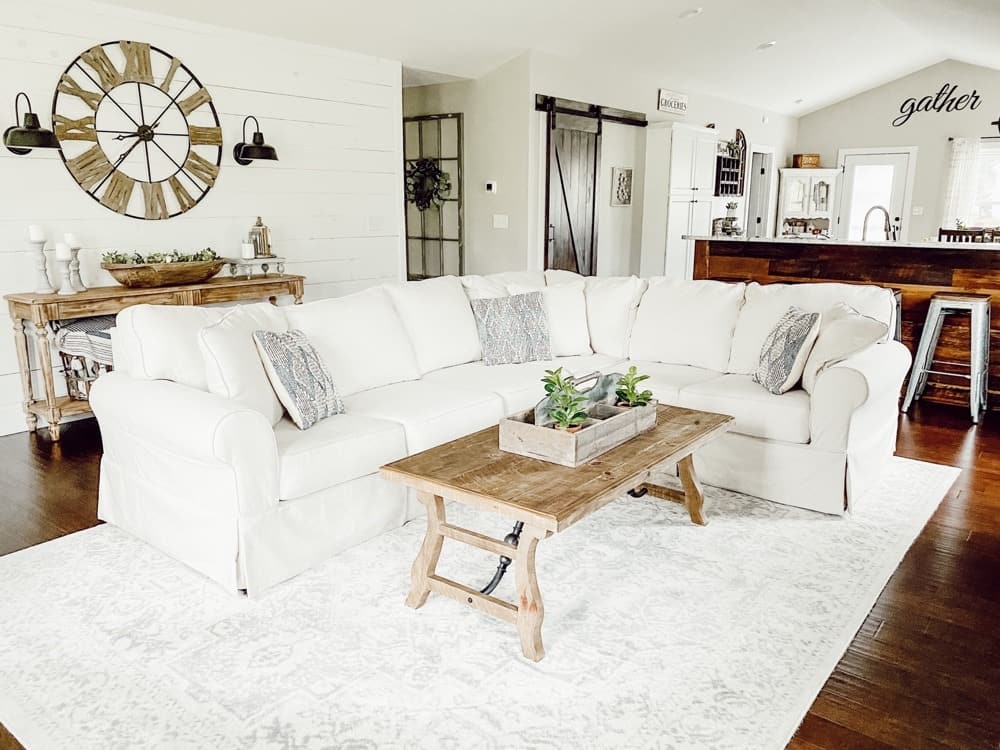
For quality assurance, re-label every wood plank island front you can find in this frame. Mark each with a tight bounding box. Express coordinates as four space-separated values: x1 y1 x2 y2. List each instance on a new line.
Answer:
689 236 1000 412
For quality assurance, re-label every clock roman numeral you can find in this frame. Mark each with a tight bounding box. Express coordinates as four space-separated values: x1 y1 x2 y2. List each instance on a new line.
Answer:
168 176 196 212
66 144 112 190
54 115 97 142
178 87 211 116
159 57 182 93
120 41 153 84
142 182 169 220
57 74 103 111
100 171 135 214
189 126 223 146
79 46 122 90
184 151 220 187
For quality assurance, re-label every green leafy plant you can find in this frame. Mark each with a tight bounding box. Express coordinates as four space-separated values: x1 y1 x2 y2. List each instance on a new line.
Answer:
541 368 590 430
615 366 654 407
102 248 217 265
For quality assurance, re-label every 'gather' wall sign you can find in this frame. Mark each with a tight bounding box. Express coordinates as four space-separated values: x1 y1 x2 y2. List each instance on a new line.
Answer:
892 83 982 127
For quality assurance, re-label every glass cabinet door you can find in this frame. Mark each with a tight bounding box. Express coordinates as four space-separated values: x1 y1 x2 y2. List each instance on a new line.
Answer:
783 175 809 215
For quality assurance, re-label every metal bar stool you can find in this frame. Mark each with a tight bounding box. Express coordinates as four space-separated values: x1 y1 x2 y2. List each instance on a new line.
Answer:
902 292 991 423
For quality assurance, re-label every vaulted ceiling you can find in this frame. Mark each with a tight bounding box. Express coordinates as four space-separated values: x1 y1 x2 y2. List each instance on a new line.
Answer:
99 0 1000 115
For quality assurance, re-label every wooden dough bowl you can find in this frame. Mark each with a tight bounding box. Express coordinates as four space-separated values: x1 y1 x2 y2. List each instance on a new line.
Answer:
101 260 226 288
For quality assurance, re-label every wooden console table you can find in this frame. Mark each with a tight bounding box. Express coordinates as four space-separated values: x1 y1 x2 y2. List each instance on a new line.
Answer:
5 274 305 441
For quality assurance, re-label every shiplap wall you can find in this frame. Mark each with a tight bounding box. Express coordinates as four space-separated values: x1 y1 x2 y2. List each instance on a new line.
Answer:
0 0 405 435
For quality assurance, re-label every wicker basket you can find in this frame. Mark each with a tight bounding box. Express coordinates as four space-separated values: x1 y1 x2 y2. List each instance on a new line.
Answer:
792 153 821 168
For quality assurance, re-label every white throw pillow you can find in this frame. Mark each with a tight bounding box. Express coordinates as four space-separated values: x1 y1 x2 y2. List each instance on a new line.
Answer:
285 287 421 397
508 282 592 357
384 276 482 373
199 303 288 425
115 304 228 390
801 303 890 394
629 278 746 372
254 330 344 430
753 306 822 395
728 282 895 375
460 275 508 300
545 269 586 286
583 276 648 357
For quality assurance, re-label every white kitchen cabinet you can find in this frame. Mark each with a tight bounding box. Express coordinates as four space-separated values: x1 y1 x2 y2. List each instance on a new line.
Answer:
777 168 839 238
640 124 719 278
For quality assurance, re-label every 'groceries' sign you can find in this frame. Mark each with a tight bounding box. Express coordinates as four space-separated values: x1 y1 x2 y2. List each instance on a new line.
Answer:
658 89 688 116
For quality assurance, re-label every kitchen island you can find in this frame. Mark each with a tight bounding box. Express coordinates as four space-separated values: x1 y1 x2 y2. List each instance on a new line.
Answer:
688 235 1000 413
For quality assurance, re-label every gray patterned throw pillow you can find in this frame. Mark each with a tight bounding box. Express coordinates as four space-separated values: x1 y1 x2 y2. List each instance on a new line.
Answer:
753 306 822 395
471 292 552 366
253 329 345 430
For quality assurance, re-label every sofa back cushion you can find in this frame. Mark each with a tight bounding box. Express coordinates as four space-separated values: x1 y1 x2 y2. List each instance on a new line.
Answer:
727 282 895 375
583 276 648 357
544 269 585 286
629 279 746 372
460 275 508 300
384 276 482 373
486 270 546 288
199 303 288 425
508 282 592 357
285 287 421 397
114 304 228 390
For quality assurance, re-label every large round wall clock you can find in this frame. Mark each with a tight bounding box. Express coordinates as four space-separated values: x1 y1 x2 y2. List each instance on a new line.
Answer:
51 41 223 220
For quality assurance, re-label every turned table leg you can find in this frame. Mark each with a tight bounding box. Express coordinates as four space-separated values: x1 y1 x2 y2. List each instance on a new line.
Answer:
11 316 37 431
31 321 61 441
514 525 547 662
406 491 445 609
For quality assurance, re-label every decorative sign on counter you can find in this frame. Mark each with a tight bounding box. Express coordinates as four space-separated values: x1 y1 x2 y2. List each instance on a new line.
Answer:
657 89 688 117
892 83 982 127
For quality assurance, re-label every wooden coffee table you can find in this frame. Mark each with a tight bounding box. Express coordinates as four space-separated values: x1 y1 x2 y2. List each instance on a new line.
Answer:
380 404 733 661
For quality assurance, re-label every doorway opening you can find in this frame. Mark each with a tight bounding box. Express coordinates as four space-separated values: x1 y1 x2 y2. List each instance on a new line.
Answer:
746 147 776 239
537 96 646 274
837 147 917 242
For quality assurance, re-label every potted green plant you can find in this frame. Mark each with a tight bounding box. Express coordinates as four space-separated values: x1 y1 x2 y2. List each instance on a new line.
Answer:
615 366 653 408
541 368 590 432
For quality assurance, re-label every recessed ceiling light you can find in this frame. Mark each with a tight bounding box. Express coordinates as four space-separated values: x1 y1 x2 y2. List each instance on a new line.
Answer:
756 41 777 51
678 7 703 19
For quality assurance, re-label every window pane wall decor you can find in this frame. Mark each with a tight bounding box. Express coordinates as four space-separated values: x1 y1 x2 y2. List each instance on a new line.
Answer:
402 114 464 279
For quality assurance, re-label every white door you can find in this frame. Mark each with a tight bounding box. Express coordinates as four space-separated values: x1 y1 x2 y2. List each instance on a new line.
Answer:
692 134 718 195
747 152 773 238
688 198 713 277
669 130 696 194
664 198 693 279
838 151 914 241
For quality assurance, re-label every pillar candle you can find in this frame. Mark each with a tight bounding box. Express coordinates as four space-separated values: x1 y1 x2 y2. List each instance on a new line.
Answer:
55 242 72 261
64 233 80 248
28 225 45 242
241 242 256 259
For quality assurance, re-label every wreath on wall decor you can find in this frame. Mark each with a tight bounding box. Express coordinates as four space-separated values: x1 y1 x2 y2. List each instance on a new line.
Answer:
405 158 452 211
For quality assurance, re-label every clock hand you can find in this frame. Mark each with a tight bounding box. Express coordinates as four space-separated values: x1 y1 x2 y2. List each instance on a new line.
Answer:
90 139 144 196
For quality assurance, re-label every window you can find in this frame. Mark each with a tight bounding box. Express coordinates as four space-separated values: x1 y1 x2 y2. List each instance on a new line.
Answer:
942 138 1000 229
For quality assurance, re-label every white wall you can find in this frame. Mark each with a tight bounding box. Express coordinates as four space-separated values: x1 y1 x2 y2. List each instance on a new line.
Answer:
596 123 645 276
0 0 404 435
796 59 1000 241
403 55 532 275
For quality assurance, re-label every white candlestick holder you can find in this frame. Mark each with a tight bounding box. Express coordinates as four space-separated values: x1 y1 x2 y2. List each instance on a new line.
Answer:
56 258 76 296
30 239 55 295
68 245 87 291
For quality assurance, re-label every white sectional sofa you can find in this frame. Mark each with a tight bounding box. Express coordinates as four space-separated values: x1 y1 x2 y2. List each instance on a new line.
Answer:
91 271 911 596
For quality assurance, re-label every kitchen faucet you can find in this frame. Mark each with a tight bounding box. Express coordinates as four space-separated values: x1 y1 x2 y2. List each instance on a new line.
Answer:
861 205 898 242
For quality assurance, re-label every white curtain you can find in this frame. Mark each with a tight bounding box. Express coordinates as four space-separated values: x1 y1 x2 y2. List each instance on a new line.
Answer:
941 137 982 230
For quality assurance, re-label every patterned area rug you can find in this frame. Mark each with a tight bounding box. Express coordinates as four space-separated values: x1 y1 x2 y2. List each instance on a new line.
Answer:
0 457 958 750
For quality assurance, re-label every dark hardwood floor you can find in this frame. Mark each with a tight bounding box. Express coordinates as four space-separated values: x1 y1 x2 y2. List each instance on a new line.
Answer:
0 406 997 749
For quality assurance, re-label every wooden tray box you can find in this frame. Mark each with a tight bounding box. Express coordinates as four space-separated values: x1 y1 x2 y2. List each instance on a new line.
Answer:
499 401 658 468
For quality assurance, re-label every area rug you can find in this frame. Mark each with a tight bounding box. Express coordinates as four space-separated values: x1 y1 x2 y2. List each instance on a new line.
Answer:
0 456 958 750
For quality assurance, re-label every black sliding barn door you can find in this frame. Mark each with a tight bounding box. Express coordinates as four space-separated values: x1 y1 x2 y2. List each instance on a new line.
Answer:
545 113 600 275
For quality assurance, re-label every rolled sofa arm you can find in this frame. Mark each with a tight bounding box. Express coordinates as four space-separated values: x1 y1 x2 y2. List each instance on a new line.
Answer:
809 340 912 451
90 372 280 518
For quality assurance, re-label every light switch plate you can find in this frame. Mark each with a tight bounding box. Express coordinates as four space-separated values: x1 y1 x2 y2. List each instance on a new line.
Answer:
485 181 498 193
492 214 509 229
912 206 924 216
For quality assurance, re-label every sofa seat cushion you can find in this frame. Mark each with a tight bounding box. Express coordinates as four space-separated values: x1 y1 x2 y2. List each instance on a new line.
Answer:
343 380 505 454
676 374 811 444
423 354 627 415
623 360 723 405
274 413 408 500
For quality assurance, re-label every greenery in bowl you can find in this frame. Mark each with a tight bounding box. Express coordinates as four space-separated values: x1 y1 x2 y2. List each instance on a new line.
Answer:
616 366 654 407
541 367 590 430
102 248 218 265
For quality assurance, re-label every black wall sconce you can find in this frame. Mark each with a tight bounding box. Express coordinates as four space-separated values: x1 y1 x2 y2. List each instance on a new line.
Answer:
233 115 278 165
4 92 61 155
